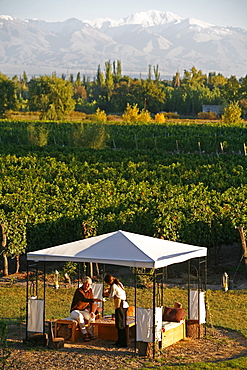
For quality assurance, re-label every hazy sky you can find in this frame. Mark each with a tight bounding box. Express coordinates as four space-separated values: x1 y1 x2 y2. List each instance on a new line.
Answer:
1 0 247 29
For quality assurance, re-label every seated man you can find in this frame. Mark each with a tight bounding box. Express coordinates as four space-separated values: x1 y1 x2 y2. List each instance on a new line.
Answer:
70 276 102 341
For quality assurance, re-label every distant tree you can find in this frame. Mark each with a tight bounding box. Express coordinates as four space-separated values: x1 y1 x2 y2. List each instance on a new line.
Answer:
110 81 130 112
96 65 105 86
105 60 114 89
113 60 122 83
69 73 74 83
0 73 17 117
182 66 207 88
74 85 87 100
75 72 81 86
172 71 181 87
239 74 247 98
153 64 160 82
110 78 165 113
11 74 29 111
239 99 247 118
207 72 227 90
222 75 240 103
28 75 75 120
239 74 247 117
147 64 152 81
0 212 26 276
141 80 165 112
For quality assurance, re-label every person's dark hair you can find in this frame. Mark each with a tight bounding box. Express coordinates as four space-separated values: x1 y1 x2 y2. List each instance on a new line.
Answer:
104 274 122 288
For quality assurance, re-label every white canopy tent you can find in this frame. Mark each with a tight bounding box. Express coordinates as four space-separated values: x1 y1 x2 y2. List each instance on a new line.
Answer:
27 230 207 267
26 230 207 356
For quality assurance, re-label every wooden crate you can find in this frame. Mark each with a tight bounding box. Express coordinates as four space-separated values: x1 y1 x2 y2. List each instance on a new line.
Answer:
161 320 185 349
92 316 135 343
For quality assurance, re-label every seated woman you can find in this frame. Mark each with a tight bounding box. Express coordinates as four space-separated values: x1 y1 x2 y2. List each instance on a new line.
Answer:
70 276 102 341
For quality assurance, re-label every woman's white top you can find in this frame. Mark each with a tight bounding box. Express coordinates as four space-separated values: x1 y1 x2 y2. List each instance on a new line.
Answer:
109 283 129 308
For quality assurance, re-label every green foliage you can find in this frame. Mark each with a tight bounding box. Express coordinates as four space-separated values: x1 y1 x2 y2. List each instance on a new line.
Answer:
1 66 247 117
0 73 17 117
27 123 49 146
182 66 207 88
0 119 247 273
0 211 26 261
75 98 97 114
134 268 154 288
85 123 108 149
28 75 75 120
62 261 78 279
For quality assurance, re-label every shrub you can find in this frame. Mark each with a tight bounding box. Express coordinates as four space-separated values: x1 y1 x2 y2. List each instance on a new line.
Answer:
222 101 243 125
164 112 180 119
154 112 166 123
198 111 217 120
138 109 152 123
94 108 107 123
122 104 140 123
122 104 152 124
75 99 97 114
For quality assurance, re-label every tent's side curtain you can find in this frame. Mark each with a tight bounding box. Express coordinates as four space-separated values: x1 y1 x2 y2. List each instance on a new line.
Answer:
27 297 44 332
92 283 103 308
136 307 162 342
189 290 206 324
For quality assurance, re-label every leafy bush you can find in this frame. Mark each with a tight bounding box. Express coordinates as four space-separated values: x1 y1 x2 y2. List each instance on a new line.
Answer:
154 112 166 123
138 109 152 123
94 108 107 123
122 104 152 124
222 101 243 125
75 98 97 114
122 104 140 123
198 111 217 120
164 112 180 119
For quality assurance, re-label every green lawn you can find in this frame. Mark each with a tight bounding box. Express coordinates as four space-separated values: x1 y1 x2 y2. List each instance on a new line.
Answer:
1 284 247 369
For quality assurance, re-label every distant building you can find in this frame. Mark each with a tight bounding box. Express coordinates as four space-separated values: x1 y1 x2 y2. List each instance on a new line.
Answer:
202 105 224 115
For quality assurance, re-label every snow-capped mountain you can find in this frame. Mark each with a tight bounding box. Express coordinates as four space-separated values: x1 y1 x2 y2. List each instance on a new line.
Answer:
83 10 182 29
0 10 246 78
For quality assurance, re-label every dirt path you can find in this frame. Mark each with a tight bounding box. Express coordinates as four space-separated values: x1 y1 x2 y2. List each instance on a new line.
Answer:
5 325 247 369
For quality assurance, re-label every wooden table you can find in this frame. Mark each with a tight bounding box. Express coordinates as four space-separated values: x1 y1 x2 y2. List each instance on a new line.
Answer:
92 316 136 343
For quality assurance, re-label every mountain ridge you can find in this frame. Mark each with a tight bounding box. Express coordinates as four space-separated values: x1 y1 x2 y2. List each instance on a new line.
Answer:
0 10 246 78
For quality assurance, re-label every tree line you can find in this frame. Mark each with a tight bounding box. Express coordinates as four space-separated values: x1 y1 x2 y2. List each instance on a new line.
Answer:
0 62 247 120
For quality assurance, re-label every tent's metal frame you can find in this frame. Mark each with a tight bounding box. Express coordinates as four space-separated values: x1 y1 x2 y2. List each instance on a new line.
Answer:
26 256 207 359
